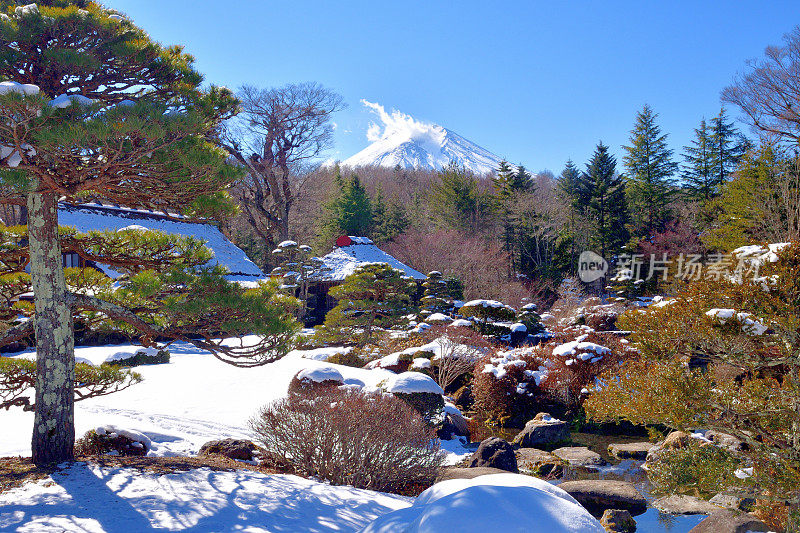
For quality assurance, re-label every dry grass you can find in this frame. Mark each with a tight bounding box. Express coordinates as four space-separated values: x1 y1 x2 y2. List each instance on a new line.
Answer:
0 455 286 494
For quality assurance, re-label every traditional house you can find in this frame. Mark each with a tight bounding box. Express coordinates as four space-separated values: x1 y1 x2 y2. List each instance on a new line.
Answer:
56 203 266 284
306 235 426 324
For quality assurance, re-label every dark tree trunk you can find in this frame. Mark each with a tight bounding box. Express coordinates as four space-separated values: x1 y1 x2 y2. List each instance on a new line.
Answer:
28 191 75 465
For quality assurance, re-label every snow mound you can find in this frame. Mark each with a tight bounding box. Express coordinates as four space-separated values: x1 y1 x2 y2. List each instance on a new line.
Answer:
0 80 40 96
385 372 444 395
49 93 95 109
461 299 516 311
0 463 410 532
361 473 604 533
296 365 344 384
448 318 473 328
425 313 452 324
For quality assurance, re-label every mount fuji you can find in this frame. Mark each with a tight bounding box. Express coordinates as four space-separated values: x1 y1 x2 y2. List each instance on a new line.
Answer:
339 101 504 175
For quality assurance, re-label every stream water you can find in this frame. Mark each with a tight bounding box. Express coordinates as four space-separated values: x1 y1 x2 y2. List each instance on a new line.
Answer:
467 423 708 533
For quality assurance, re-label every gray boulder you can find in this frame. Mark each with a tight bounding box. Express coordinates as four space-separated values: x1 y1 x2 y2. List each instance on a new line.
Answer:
607 442 654 460
600 509 637 532
552 446 607 468
652 494 723 515
199 438 258 461
512 413 570 448
708 493 756 512
557 480 647 516
468 437 518 473
436 466 511 483
705 431 747 452
689 509 770 533
515 448 564 477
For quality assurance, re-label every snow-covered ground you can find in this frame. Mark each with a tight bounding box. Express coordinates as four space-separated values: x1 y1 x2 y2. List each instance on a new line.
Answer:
0 463 411 532
0 341 472 464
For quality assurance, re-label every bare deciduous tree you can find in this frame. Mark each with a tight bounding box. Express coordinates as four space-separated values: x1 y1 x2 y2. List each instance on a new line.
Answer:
431 333 488 391
722 26 800 144
222 83 345 245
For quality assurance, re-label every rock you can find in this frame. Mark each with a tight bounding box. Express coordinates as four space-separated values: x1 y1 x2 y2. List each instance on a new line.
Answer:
689 509 770 533
600 509 637 532
662 430 691 450
199 438 258 461
468 437 518 473
705 431 747 452
652 494 723 515
552 446 607 468
437 411 470 440
558 480 647 516
451 385 473 410
607 442 653 460
512 413 570 448
708 493 756 512
516 448 564 477
435 466 510 482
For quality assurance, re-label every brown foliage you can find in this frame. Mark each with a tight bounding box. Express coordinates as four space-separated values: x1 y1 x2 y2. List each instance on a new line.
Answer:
249 388 443 493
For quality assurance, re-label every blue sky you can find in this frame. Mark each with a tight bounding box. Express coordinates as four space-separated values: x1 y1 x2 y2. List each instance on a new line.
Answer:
109 0 797 174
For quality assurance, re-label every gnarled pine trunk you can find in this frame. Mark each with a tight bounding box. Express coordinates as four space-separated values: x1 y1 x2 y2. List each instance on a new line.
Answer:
28 191 75 465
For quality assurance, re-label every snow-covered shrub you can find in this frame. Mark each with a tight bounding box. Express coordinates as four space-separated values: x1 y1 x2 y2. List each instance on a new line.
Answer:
538 330 631 406
104 347 170 367
250 388 443 492
459 299 517 338
75 425 151 456
471 348 541 424
287 366 344 397
383 371 446 426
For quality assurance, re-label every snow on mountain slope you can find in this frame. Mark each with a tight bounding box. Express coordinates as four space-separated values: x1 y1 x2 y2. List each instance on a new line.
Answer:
341 100 503 175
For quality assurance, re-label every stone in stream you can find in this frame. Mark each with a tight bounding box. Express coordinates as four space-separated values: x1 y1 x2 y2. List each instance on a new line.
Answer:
511 412 570 448
652 494 723 515
557 480 647 516
607 442 653 460
515 448 564 477
435 466 510 483
467 437 518 473
708 493 756 512
552 446 607 468
688 509 770 533
600 509 637 532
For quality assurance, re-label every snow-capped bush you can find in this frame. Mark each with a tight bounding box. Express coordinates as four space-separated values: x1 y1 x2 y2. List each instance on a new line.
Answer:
287 366 344 396
250 387 442 492
75 425 151 456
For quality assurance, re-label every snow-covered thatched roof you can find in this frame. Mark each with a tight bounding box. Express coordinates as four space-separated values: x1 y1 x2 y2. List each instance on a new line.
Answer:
58 203 265 283
315 236 425 282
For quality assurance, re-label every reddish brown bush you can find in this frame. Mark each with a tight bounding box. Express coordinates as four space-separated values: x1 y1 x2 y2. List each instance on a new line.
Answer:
249 388 443 493
471 348 542 424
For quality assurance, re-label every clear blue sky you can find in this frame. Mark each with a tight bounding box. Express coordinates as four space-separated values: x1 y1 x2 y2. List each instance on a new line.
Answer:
109 0 797 174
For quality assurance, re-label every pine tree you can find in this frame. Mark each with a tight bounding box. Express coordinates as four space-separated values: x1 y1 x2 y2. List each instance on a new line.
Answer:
322 263 416 345
709 107 749 186
0 2 299 465
420 271 450 317
681 118 717 201
580 143 628 259
622 105 678 239
270 241 327 320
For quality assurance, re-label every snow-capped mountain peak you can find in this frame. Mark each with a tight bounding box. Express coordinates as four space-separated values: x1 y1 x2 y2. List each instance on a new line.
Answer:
340 101 503 175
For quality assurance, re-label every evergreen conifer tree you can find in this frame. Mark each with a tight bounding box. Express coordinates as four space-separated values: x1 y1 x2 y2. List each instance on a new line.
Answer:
580 143 628 259
420 271 450 317
321 263 415 345
709 107 749 186
681 118 717 201
318 172 373 246
0 1 299 465
622 105 678 239
430 162 485 231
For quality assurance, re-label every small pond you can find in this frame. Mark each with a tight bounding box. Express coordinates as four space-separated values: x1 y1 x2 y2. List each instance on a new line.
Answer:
466 422 708 533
